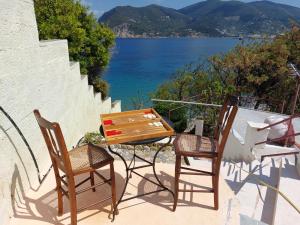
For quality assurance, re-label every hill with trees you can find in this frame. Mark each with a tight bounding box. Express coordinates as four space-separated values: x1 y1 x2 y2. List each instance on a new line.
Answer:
99 0 300 37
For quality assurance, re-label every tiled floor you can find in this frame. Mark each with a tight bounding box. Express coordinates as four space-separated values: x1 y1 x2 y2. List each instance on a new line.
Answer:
10 161 239 225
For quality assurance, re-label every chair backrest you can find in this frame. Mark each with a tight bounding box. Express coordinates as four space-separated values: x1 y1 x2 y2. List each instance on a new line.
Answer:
34 110 73 176
213 95 239 141
214 97 238 172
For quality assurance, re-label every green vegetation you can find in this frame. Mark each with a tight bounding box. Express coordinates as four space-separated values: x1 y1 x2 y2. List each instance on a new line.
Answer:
100 0 300 37
153 27 300 133
130 91 151 110
81 132 103 145
34 0 115 99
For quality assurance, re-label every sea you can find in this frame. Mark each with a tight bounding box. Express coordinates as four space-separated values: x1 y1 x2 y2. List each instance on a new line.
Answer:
103 37 241 110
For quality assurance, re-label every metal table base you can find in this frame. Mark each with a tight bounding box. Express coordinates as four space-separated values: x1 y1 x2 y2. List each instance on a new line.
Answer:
108 136 174 221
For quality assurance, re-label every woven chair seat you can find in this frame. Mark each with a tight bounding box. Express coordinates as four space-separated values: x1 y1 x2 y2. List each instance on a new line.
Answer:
174 133 217 157
69 144 113 174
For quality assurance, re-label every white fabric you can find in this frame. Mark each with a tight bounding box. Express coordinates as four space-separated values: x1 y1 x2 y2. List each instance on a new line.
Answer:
264 116 287 140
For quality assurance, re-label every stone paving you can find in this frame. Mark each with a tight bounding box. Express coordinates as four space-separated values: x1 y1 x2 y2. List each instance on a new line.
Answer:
106 144 176 164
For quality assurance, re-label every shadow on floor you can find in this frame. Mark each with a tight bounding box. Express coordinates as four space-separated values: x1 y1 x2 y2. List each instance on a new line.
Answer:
222 158 300 225
11 165 125 225
136 171 215 211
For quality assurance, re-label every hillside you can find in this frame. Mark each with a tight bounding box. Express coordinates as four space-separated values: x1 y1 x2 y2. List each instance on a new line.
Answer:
99 0 300 37
100 4 192 37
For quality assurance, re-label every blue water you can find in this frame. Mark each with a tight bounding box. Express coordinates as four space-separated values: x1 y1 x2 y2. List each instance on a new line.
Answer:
103 38 240 110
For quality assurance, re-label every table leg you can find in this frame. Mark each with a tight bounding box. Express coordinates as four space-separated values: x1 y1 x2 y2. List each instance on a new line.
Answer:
108 145 129 221
129 146 136 178
152 136 175 210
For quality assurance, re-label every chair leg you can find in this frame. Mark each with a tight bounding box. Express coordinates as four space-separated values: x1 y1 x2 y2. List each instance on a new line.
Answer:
68 183 77 225
213 173 219 210
211 159 215 188
57 186 63 216
90 172 96 192
110 162 118 215
173 155 181 211
54 171 63 216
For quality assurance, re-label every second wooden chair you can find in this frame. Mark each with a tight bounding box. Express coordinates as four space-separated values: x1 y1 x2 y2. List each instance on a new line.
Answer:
173 96 238 210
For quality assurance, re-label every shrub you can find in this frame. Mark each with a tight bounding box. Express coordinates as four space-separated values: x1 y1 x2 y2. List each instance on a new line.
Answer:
82 132 103 145
34 0 115 94
92 78 109 100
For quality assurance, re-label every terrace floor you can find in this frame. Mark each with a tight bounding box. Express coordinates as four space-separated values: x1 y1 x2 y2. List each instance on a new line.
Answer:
10 160 240 225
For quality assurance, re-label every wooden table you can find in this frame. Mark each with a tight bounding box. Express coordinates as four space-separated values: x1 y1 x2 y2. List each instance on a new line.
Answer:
100 108 175 221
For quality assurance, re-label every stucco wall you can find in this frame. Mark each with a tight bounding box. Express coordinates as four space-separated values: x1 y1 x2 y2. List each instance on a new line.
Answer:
0 0 120 224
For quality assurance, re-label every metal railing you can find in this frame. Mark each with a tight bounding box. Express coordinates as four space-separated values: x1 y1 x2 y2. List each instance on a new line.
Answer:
152 98 221 122
152 98 222 135
151 98 222 108
0 106 52 187
238 96 286 114
153 95 289 117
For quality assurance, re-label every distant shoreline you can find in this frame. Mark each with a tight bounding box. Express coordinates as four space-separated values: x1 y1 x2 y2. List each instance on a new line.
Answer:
115 36 274 40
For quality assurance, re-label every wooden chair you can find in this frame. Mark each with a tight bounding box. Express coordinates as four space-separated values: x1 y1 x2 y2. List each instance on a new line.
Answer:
173 96 238 210
34 110 117 225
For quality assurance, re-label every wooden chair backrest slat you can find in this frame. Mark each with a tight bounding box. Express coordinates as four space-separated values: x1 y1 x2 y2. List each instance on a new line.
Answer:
217 105 238 154
34 110 73 176
48 129 60 156
210 96 239 174
214 95 239 140
215 104 238 173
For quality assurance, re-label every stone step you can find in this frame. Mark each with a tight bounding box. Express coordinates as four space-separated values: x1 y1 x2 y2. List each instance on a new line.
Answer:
40 40 70 68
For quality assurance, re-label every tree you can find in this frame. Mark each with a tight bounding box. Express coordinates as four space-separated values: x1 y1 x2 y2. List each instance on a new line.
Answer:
34 0 115 99
152 66 234 133
282 26 300 67
209 29 299 112
153 27 300 129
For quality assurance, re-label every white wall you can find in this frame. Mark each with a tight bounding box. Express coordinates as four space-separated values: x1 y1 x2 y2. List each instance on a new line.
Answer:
0 0 120 224
224 108 300 175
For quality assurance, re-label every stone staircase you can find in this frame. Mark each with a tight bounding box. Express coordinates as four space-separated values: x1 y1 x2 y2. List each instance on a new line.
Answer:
0 1 121 224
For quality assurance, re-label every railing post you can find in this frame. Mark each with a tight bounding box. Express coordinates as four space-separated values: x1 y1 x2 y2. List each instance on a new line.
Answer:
281 100 286 114
285 117 292 146
291 77 300 114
